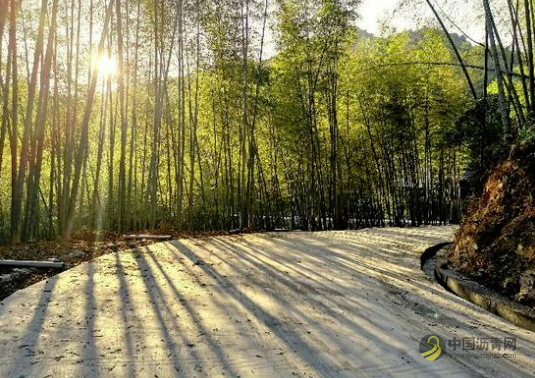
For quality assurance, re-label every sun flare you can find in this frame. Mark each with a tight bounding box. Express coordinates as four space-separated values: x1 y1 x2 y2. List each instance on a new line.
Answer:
92 53 117 77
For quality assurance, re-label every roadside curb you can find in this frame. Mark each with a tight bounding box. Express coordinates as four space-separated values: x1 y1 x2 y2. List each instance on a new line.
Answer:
429 244 535 332
419 242 453 270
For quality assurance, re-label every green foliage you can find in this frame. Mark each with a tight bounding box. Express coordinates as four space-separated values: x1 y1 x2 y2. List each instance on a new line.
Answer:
453 96 513 192
0 0 488 241
519 127 535 146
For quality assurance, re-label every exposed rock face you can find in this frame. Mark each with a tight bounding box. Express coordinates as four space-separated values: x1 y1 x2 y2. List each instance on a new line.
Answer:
451 143 535 307
516 270 535 304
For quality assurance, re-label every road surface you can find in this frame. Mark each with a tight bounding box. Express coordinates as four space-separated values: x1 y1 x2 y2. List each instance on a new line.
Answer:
1 227 534 377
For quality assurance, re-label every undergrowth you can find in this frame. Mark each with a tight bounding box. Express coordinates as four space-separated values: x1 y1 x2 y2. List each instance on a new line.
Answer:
451 141 535 306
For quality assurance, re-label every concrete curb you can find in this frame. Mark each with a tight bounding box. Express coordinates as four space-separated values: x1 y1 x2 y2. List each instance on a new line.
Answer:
419 242 453 270
428 244 535 332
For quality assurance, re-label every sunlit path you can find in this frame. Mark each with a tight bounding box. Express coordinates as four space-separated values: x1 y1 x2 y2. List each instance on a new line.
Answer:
1 227 534 378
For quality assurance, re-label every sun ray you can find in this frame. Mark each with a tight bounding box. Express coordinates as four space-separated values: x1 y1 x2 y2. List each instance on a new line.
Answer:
92 53 117 78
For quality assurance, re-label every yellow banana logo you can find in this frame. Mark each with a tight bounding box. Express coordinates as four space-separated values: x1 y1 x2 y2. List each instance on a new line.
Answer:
421 336 442 361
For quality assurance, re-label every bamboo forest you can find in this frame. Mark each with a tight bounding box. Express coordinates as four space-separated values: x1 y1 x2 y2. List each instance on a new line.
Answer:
2 0 535 376
0 0 503 243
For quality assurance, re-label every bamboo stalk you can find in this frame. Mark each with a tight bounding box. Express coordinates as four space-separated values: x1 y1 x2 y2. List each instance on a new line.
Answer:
0 260 65 269
123 235 172 240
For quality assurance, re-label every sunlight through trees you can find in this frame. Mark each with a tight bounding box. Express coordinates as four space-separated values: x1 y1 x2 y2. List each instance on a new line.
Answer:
0 0 532 243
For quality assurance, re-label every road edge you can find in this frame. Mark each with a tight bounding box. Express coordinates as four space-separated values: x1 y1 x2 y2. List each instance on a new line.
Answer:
425 243 535 332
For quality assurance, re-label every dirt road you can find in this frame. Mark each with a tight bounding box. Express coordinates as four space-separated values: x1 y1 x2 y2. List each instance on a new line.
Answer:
1 227 534 377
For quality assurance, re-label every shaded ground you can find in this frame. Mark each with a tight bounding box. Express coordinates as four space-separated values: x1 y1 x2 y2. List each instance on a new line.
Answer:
0 231 229 301
0 238 147 301
0 227 534 377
